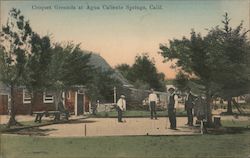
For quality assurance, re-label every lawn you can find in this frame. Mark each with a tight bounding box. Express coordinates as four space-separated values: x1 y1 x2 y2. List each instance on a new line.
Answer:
1 132 250 158
221 120 250 128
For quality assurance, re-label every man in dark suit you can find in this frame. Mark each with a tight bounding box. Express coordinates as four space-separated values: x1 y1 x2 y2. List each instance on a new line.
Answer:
168 87 177 130
185 87 196 126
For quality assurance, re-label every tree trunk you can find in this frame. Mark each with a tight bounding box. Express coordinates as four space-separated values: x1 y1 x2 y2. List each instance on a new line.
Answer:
7 84 20 128
29 91 36 115
227 97 233 114
205 92 213 127
54 90 62 111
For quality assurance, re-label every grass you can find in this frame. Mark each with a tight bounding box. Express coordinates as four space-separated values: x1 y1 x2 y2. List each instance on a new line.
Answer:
222 120 250 128
93 110 187 118
1 131 250 158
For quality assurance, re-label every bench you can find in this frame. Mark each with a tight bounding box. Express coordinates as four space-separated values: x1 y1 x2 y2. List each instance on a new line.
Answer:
33 110 69 123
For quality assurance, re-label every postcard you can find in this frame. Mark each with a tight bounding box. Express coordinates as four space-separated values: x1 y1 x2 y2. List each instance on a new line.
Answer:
0 0 250 158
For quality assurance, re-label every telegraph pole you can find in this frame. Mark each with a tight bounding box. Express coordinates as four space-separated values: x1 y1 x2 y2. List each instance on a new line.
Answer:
114 86 117 103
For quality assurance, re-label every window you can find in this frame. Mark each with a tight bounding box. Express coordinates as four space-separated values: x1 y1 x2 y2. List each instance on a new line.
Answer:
23 89 31 104
43 92 54 103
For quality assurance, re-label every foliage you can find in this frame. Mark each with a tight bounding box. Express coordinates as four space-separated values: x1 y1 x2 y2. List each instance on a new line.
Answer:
26 33 52 92
61 46 93 87
206 14 250 99
159 13 250 107
86 68 122 103
115 63 132 81
173 71 189 92
0 8 32 86
116 53 166 91
47 43 93 88
48 43 120 104
0 8 33 126
47 43 94 109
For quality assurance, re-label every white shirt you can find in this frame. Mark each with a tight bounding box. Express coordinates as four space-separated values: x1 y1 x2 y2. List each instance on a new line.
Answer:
117 98 126 111
148 93 158 102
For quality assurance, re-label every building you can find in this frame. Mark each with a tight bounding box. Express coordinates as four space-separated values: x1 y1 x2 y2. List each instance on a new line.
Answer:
0 84 91 115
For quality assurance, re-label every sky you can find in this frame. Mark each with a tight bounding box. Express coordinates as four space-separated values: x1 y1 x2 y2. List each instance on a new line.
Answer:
0 0 249 79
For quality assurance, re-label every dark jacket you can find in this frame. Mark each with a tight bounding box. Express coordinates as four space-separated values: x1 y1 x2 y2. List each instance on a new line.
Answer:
185 93 195 110
168 94 176 109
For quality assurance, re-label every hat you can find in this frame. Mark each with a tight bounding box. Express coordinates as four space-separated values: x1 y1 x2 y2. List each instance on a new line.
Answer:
120 95 125 98
168 87 175 91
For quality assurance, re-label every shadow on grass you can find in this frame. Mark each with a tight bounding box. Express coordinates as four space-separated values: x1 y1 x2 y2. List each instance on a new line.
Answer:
206 126 250 135
62 119 97 124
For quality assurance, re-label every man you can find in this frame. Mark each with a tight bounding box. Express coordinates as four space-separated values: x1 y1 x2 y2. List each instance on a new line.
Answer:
117 95 126 122
168 87 178 129
148 88 158 119
194 95 206 123
185 87 196 126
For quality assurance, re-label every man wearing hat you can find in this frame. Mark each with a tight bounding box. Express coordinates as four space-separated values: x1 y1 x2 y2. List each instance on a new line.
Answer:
185 87 196 126
148 88 158 119
168 87 178 129
117 95 126 122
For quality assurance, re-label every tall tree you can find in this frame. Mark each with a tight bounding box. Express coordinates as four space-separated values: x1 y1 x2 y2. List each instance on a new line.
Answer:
206 13 250 113
0 8 32 127
160 13 250 124
26 33 52 114
47 43 93 109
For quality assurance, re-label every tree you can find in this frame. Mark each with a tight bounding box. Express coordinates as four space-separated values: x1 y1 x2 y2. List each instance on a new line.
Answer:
61 46 93 87
206 13 250 113
86 68 122 103
26 33 52 115
0 8 33 127
160 13 250 125
173 71 189 92
47 43 94 110
115 64 132 81
116 53 166 91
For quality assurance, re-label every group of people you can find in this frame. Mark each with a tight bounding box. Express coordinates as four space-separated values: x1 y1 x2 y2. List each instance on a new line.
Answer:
116 87 198 130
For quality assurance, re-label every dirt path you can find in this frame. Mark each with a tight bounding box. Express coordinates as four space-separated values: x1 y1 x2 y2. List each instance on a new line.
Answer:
1 114 249 137
38 117 201 137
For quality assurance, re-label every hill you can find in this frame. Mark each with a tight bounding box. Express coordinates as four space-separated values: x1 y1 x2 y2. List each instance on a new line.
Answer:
85 51 132 86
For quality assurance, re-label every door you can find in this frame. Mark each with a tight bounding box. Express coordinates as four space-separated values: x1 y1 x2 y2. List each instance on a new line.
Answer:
77 94 84 115
0 95 8 115
84 96 90 112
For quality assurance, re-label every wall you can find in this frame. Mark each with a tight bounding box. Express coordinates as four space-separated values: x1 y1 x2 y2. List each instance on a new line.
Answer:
13 88 55 115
